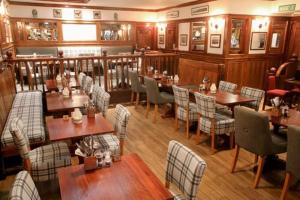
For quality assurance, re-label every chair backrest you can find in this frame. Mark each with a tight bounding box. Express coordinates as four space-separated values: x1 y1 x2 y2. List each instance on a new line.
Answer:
9 118 30 159
92 84 110 117
166 140 206 200
78 72 86 88
286 125 300 179
129 71 141 92
114 104 130 140
144 77 160 104
240 86 265 111
172 85 189 108
9 171 41 200
83 76 93 94
218 80 237 93
234 106 273 155
194 92 216 119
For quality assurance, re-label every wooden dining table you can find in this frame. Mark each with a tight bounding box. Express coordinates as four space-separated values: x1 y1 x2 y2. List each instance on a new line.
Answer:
45 79 80 92
46 113 114 141
189 89 256 117
263 109 300 127
57 153 174 200
46 90 89 113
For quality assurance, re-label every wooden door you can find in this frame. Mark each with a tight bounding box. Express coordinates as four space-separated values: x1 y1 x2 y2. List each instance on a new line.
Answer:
136 26 154 49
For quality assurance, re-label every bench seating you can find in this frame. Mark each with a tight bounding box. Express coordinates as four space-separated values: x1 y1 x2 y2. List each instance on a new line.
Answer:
1 91 45 149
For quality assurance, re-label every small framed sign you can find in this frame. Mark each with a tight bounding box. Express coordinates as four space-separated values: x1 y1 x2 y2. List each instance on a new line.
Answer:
191 5 209 15
166 11 179 18
278 4 296 12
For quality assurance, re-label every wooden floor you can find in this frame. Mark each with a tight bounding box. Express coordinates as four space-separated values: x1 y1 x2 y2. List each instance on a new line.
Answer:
1 104 300 200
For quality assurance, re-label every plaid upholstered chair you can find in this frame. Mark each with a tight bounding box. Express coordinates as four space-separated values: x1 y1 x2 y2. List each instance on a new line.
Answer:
144 77 174 123
240 86 265 111
129 71 146 108
78 72 86 89
93 104 130 161
172 85 198 138
194 92 235 151
9 171 41 200
9 118 71 182
280 125 300 200
165 140 206 200
83 75 93 95
218 80 237 93
232 106 287 188
92 84 111 117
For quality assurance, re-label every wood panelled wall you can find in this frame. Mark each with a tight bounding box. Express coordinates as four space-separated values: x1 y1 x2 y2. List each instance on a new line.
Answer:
161 15 295 90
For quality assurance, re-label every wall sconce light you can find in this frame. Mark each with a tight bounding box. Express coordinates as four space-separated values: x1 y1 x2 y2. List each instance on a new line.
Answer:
209 17 223 30
156 22 167 31
254 17 269 29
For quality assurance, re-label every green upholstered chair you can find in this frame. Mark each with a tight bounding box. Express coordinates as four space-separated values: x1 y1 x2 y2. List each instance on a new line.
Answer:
280 125 300 200
129 71 146 108
144 77 174 123
231 106 287 188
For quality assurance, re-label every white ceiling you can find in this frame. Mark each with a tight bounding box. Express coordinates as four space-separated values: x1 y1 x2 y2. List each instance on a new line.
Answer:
9 0 201 9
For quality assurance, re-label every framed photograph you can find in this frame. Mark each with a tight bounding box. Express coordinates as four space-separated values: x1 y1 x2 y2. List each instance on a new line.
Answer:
93 11 101 19
210 34 221 48
180 34 188 46
250 32 267 50
166 11 179 18
191 5 209 15
74 10 82 19
53 9 62 18
159 34 165 44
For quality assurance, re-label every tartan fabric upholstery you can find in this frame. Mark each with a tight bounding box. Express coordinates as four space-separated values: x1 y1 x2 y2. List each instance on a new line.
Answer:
13 91 43 107
218 81 237 93
177 105 198 122
170 191 186 200
94 134 120 161
113 104 131 140
2 103 45 148
166 140 206 200
83 76 93 94
9 118 30 159
29 142 71 182
9 171 41 200
194 92 234 136
92 84 111 117
194 93 216 119
240 86 265 111
10 118 71 182
173 85 198 122
78 72 86 88
93 104 130 159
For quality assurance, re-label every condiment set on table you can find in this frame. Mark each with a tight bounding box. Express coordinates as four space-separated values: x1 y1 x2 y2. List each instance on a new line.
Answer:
199 76 217 94
75 136 112 171
270 97 289 118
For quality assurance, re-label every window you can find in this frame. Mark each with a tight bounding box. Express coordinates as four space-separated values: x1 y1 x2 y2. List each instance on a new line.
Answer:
62 24 97 41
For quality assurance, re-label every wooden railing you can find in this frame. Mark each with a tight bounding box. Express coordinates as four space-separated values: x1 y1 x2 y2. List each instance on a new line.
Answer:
3 51 179 93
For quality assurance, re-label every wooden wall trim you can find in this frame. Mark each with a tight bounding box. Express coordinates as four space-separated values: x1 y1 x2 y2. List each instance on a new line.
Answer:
7 0 157 12
8 0 216 12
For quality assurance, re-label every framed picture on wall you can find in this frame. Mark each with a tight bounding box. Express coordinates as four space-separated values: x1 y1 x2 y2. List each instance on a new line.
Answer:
74 10 82 19
159 34 165 44
191 5 209 15
53 9 62 18
93 11 101 19
180 34 188 46
210 34 221 48
250 32 267 50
